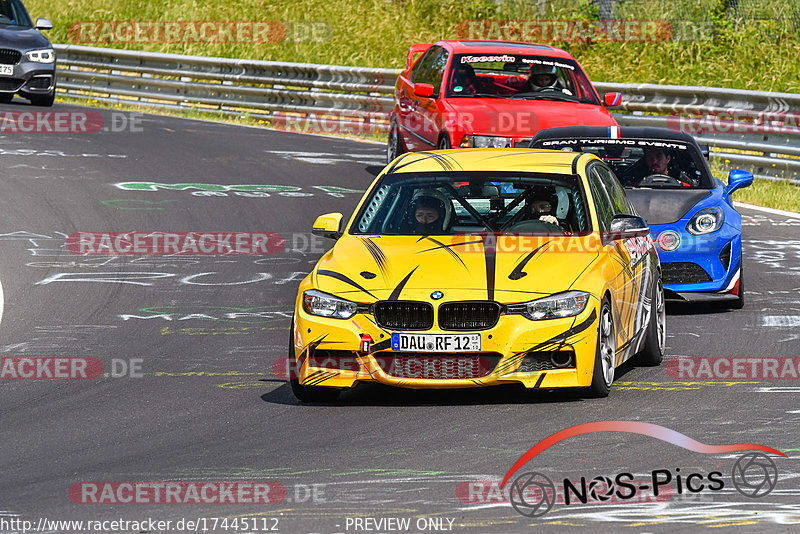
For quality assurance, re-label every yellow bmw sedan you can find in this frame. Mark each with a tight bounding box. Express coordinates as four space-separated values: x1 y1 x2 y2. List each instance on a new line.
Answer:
290 149 665 401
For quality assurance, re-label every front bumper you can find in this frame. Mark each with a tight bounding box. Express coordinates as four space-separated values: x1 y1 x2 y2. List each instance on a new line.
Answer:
651 223 741 298
291 300 600 390
0 61 56 95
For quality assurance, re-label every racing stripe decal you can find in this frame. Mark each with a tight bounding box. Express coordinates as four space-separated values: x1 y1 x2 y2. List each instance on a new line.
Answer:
317 270 378 299
483 234 497 301
422 151 462 171
495 354 525 375
304 371 339 386
721 261 741 293
385 153 416 174
419 236 469 269
297 334 329 369
389 267 419 301
369 339 392 353
567 252 599 291
528 309 598 352
484 151 539 160
508 242 550 280
361 238 389 278
534 373 546 388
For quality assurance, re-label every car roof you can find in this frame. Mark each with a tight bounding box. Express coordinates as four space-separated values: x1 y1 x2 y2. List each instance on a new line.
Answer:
385 149 596 176
530 126 702 148
435 40 575 60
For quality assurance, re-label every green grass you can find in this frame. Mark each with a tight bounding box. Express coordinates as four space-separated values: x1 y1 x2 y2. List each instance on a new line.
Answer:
26 0 800 92
733 177 800 213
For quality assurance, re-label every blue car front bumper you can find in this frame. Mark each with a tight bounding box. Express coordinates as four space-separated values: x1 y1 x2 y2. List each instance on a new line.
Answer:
650 223 741 299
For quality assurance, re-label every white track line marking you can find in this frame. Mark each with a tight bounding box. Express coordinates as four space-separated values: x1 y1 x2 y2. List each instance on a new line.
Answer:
735 201 800 219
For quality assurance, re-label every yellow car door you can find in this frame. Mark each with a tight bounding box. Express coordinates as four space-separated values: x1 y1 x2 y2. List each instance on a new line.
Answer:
587 164 640 361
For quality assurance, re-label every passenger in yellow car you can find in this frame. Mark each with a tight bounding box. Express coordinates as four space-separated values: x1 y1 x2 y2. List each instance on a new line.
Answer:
528 189 560 226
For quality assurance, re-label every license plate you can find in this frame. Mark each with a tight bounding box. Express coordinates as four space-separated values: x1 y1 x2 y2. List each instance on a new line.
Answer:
0 65 13 76
391 333 481 353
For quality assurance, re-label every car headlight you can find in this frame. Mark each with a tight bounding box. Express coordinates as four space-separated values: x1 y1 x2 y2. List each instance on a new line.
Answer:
302 289 358 319
460 135 513 148
507 291 591 321
686 207 724 235
26 49 55 63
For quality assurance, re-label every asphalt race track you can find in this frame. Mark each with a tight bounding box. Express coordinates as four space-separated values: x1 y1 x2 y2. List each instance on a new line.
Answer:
0 102 799 534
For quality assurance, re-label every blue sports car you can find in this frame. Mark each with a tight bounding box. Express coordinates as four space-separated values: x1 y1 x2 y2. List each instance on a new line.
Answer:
530 126 752 308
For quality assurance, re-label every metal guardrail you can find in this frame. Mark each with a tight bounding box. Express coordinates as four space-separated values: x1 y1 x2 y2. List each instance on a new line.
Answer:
54 44 799 183
54 44 398 127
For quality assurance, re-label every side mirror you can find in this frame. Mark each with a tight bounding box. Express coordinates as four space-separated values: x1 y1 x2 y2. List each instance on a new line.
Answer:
607 214 650 241
35 17 53 30
603 92 622 107
414 83 435 98
312 212 344 240
724 169 753 201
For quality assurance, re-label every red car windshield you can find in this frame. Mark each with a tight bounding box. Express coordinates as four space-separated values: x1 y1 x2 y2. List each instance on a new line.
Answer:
446 54 600 104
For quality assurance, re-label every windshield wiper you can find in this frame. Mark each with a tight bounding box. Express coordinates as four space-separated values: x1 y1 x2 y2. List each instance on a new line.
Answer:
511 93 578 102
455 92 507 98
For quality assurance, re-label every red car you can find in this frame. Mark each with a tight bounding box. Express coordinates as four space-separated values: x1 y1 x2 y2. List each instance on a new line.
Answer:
387 40 622 162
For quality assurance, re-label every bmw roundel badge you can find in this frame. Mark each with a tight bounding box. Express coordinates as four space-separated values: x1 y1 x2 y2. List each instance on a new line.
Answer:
431 291 444 300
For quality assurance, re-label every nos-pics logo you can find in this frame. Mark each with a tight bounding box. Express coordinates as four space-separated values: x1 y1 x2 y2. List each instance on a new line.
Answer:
502 421 783 518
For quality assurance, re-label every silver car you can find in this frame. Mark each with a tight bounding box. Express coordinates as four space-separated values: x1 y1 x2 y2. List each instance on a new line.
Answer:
0 0 54 106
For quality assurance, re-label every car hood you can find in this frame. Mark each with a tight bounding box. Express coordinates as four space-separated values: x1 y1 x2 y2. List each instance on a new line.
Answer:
446 99 616 137
0 25 50 50
313 234 600 303
625 189 713 225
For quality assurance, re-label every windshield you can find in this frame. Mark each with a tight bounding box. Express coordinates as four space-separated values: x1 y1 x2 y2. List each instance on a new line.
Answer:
0 0 33 28
534 138 714 189
352 171 592 236
446 54 600 104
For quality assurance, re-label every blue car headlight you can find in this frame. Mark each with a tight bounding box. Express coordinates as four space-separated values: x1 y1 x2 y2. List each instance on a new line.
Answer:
686 207 724 235
302 290 358 319
507 291 591 320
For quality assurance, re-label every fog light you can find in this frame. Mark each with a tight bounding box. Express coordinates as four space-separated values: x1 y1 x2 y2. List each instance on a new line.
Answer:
657 230 681 251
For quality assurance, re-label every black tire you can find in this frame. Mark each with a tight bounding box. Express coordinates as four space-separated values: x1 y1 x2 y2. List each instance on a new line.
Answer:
387 122 405 163
633 276 665 366
584 298 615 398
30 91 55 107
437 134 451 149
0 93 13 103
288 320 341 402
